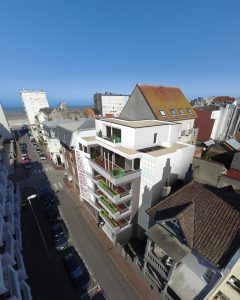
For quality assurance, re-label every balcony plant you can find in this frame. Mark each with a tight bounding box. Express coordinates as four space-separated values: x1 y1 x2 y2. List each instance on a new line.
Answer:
100 195 118 213
110 167 125 178
98 180 118 197
100 209 118 227
98 129 103 138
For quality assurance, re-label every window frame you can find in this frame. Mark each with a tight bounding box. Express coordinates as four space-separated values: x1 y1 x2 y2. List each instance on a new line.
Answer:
178 108 185 115
170 109 177 116
159 109 166 116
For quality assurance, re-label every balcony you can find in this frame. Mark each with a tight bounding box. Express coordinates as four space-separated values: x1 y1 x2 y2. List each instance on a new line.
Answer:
89 157 141 185
99 209 129 234
97 192 131 220
96 135 121 147
145 250 170 280
93 175 132 204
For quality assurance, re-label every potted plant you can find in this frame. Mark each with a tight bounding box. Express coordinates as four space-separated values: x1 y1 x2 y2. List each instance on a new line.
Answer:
98 129 103 138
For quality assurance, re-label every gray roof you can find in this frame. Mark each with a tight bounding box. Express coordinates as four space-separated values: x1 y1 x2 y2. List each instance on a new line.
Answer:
39 108 53 114
56 119 95 147
145 224 190 262
43 119 75 129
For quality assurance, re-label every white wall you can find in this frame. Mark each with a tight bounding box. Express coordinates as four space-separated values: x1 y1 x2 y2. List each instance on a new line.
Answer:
102 95 129 117
211 106 234 140
20 90 49 125
178 119 195 143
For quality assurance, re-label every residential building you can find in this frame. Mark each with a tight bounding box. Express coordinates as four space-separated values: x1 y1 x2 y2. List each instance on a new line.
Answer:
194 109 215 142
94 92 129 117
55 119 95 190
20 90 49 125
34 108 53 141
43 119 75 164
83 107 102 119
0 150 32 299
206 258 240 300
0 104 12 140
119 84 198 144
144 181 240 300
75 118 195 245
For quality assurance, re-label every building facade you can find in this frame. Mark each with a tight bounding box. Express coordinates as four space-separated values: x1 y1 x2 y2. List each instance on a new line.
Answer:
144 181 240 300
94 92 129 117
20 90 49 125
0 158 32 299
119 84 198 144
74 118 195 245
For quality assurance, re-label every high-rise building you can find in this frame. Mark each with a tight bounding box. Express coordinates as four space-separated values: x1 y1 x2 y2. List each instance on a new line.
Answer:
20 90 49 125
94 92 129 117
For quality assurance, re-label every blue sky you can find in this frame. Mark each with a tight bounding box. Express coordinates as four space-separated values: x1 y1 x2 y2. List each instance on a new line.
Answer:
0 0 239 107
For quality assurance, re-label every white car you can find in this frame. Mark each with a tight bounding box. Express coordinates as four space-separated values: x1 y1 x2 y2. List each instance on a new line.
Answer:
39 154 47 160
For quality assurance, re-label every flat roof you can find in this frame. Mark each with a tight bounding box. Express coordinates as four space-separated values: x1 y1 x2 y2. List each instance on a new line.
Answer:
103 118 175 128
81 136 96 142
146 224 190 262
147 143 188 157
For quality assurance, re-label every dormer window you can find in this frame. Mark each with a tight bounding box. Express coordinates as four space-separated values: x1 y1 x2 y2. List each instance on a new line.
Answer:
159 109 166 116
187 108 193 114
170 109 177 116
178 108 185 115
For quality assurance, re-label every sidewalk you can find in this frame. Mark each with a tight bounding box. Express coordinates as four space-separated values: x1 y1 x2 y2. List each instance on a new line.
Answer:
64 184 160 300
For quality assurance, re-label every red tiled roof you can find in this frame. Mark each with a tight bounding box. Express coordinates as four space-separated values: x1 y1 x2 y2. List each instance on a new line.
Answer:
137 85 197 121
223 169 240 181
147 181 240 268
195 109 215 141
213 96 235 103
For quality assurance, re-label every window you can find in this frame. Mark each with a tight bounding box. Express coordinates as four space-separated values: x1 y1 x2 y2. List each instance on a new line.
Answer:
153 133 157 144
170 109 177 115
84 146 87 153
79 143 83 151
187 108 193 114
178 108 185 115
227 275 240 295
203 269 215 283
214 291 230 300
159 109 166 116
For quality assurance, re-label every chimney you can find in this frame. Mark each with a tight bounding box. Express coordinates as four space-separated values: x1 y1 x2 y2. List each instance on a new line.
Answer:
162 177 171 198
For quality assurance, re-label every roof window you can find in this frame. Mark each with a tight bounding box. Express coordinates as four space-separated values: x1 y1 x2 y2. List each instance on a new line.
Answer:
170 109 177 116
159 109 166 116
178 108 185 115
187 108 193 114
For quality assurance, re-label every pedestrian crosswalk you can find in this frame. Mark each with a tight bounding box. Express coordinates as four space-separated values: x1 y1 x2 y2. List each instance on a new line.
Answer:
31 166 53 175
52 182 63 192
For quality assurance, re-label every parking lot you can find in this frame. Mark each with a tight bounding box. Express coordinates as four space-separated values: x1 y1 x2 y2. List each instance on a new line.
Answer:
18 131 104 300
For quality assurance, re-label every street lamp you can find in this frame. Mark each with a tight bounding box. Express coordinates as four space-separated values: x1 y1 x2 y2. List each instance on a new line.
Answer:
27 194 37 200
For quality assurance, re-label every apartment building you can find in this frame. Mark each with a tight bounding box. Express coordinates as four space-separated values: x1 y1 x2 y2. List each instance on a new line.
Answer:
20 90 49 125
206 258 240 300
0 104 12 140
119 84 198 144
43 119 75 164
55 119 95 190
74 118 195 244
94 92 129 117
144 181 240 300
0 160 32 299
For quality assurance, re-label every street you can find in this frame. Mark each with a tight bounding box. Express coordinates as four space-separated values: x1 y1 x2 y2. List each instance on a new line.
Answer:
17 132 156 300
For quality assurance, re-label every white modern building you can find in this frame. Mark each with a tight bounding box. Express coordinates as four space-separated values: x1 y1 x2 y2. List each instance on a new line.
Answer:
20 90 49 125
0 161 32 299
94 92 129 117
74 118 195 244
0 104 12 140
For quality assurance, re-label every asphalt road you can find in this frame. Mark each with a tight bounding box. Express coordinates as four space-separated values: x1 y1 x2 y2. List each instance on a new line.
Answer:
19 133 143 300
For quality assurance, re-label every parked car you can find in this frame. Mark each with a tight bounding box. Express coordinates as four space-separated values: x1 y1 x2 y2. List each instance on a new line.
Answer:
22 156 30 161
39 153 47 160
36 148 41 153
21 153 28 159
22 159 32 169
33 143 38 147
44 204 60 223
63 248 90 292
51 221 68 251
40 187 54 206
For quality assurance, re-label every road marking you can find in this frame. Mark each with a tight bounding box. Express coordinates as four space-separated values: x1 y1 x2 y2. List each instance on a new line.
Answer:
28 198 49 253
53 183 59 191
